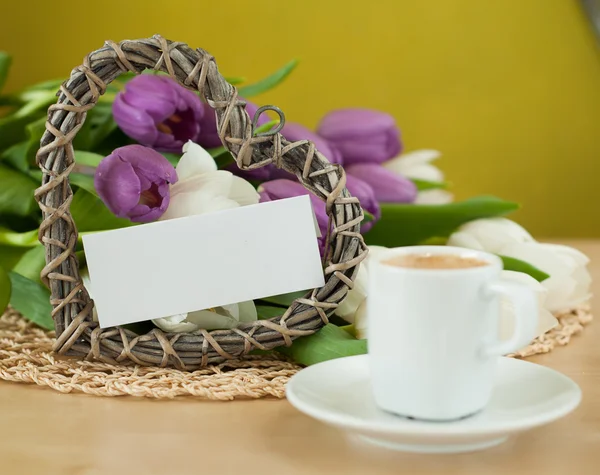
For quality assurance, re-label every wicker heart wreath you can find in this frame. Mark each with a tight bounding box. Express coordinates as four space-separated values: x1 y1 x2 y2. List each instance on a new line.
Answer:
34 35 367 370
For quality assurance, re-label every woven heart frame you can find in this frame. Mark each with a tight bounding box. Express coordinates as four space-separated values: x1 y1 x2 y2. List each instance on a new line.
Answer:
34 35 367 370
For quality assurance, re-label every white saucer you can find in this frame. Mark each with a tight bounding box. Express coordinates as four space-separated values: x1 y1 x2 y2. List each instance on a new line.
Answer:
286 355 581 454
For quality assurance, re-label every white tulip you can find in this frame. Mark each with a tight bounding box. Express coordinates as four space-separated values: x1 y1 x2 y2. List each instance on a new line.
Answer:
498 271 557 351
335 245 390 329
160 141 259 220
447 218 535 254
80 269 98 322
156 141 260 331
449 219 592 312
152 301 257 333
500 242 592 312
383 149 453 204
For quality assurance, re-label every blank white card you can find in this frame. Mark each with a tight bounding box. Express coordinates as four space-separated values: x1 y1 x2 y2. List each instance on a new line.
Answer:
83 196 325 328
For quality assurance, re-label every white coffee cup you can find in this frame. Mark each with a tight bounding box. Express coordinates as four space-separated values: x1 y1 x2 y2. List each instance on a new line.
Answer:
367 245 538 421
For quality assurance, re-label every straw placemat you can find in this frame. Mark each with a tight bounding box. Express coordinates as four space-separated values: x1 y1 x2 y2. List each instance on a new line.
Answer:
0 305 592 399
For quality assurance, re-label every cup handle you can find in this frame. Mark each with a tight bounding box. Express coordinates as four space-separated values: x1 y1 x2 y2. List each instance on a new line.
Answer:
482 280 539 357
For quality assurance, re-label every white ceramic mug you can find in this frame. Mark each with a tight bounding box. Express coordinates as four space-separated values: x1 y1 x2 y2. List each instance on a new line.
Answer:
368 245 538 421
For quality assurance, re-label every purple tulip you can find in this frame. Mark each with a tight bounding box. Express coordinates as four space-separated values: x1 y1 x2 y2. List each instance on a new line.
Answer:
258 179 329 254
113 75 204 153
197 100 270 149
317 109 402 165
345 174 381 232
94 145 177 222
282 122 343 166
346 163 417 203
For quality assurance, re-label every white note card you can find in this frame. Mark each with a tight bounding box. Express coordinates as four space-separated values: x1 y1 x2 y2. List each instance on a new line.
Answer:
83 196 325 329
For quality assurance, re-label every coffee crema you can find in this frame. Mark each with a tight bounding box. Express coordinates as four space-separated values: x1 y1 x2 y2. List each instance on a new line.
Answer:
383 253 489 270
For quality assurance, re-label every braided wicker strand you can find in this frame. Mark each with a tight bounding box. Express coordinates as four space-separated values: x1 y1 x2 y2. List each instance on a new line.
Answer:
34 36 368 370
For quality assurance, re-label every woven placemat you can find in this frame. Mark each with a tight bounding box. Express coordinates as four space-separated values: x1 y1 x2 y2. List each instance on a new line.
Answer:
0 305 592 399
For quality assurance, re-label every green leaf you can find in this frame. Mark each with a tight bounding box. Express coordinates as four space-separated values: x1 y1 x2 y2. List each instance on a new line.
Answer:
363 211 374 224
24 117 47 165
0 94 22 107
0 246 28 270
161 153 180 167
1 141 29 172
74 150 104 168
364 196 519 247
411 178 450 191
8 271 53 330
0 214 39 233
69 173 97 196
22 78 64 92
211 148 236 169
253 119 280 135
70 188 135 232
207 146 226 158
256 305 285 320
238 59 299 98
9 89 56 119
0 265 10 313
277 324 367 366
224 76 246 85
0 52 11 93
499 255 550 282
258 290 310 308
0 228 38 247
0 109 46 151
12 245 45 284
0 164 37 216
73 103 116 150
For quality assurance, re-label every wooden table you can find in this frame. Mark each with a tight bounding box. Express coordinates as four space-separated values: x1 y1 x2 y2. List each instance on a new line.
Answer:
1 240 599 475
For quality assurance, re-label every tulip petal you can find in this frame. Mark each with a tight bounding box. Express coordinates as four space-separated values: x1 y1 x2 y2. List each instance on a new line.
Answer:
229 176 260 207
415 189 454 204
113 145 177 185
152 314 200 333
121 85 178 123
346 163 416 203
335 265 368 322
449 218 535 254
318 108 396 138
537 243 590 266
176 141 218 179
171 169 233 197
112 96 159 145
196 106 223 148
94 157 141 218
499 242 582 312
498 272 558 347
386 149 441 170
345 174 381 231
113 76 203 151
127 200 171 222
161 191 239 220
354 299 368 340
500 242 571 277
447 231 487 251
317 109 401 164
282 122 342 165
236 300 258 323
394 162 445 182
185 309 239 330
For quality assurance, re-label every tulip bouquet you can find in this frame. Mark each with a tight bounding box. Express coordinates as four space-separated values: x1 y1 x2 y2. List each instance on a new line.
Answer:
0 51 591 366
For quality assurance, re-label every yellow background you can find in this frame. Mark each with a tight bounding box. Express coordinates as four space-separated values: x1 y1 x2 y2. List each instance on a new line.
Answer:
1 0 599 237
